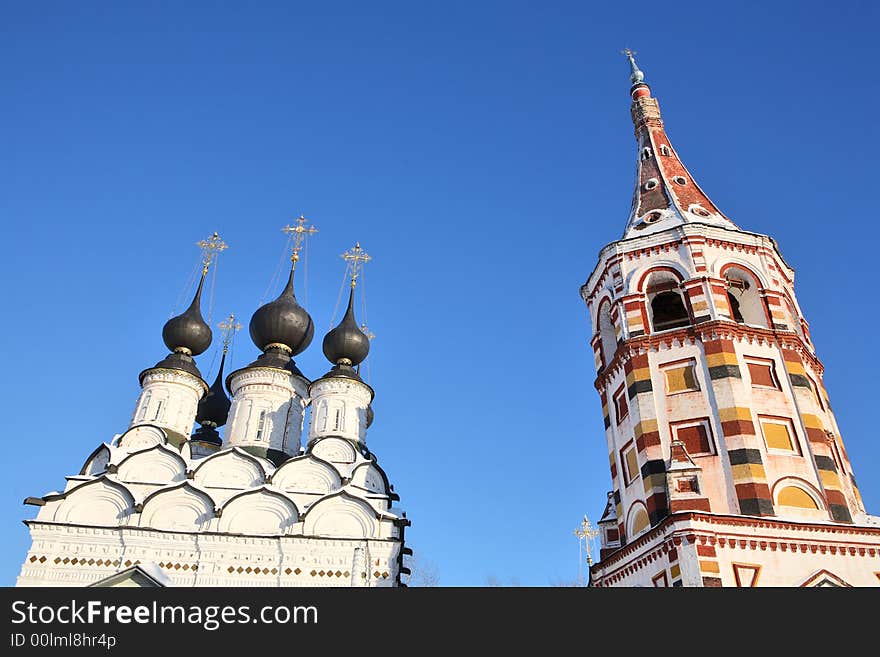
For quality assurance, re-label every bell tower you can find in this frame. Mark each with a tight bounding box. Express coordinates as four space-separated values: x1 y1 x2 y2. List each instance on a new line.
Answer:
582 51 880 587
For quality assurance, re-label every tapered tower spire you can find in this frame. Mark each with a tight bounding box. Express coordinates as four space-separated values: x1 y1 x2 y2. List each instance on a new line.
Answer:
622 51 737 239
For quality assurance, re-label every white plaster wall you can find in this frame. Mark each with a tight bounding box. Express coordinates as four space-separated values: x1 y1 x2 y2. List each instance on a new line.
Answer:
225 368 308 457
308 378 372 444
132 371 205 444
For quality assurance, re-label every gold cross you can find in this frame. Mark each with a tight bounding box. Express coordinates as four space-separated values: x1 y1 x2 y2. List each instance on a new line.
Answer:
282 215 319 267
574 515 600 565
217 313 242 354
196 232 228 274
341 242 372 288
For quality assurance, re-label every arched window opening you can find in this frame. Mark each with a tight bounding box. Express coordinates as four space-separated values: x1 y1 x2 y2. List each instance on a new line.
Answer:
598 302 617 367
724 267 768 328
645 271 690 332
137 392 152 422
651 292 689 331
255 410 267 441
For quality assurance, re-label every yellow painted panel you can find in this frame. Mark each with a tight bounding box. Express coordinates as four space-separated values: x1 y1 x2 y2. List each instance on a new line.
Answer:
784 360 806 375
670 564 681 579
665 365 698 393
700 560 720 574
731 462 766 481
625 448 639 483
719 407 753 422
706 352 739 367
800 414 824 430
778 486 819 509
690 301 709 312
631 508 649 535
762 421 794 451
818 469 841 490
635 419 658 435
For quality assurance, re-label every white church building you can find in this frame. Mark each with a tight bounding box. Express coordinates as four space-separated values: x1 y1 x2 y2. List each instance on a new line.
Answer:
16 233 411 587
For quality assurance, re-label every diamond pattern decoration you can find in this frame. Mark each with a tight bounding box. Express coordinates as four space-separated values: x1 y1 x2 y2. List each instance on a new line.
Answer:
310 570 317 577
228 567 235 573
38 556 46 563
294 568 301 575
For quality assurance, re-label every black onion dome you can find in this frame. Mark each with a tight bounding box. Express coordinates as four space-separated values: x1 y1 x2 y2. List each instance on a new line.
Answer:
322 287 370 366
196 352 231 428
162 273 212 356
249 268 314 355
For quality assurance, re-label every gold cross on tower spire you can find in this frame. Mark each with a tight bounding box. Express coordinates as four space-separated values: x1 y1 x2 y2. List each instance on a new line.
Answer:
217 313 242 355
282 215 319 269
196 232 228 275
341 242 371 288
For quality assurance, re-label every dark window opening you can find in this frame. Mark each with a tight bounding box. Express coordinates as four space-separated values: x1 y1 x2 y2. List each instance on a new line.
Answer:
651 291 690 331
727 291 745 323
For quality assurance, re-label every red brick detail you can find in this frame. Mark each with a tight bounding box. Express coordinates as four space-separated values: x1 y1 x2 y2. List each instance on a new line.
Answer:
734 482 772 500
670 498 712 513
697 544 717 558
721 420 756 437
636 431 662 452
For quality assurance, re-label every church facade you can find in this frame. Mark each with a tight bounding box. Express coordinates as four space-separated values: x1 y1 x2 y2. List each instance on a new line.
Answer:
582 54 880 587
17 233 410 587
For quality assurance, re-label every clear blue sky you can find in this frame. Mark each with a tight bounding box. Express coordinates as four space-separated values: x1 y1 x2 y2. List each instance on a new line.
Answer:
1 1 878 586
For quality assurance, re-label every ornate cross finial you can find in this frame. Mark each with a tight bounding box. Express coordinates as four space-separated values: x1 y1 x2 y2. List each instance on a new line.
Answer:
196 232 228 274
282 215 319 269
341 242 372 288
574 515 600 566
360 323 375 341
622 48 644 84
217 313 242 355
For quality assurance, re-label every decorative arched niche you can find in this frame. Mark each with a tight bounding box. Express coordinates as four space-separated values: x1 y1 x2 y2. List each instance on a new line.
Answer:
772 478 827 521
596 298 618 367
626 501 651 540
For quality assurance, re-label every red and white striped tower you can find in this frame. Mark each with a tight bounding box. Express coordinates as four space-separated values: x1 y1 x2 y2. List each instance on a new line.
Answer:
582 51 880 587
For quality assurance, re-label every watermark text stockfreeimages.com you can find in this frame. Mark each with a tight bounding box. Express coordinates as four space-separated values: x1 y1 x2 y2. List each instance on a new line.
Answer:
11 599 318 632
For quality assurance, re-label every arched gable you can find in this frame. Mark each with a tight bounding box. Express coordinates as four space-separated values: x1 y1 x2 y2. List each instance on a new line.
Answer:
52 477 134 526
218 487 299 535
309 437 358 465
116 444 187 485
116 424 167 451
79 444 112 476
192 447 267 489
139 483 214 531
271 454 342 494
350 461 391 496
303 491 380 539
